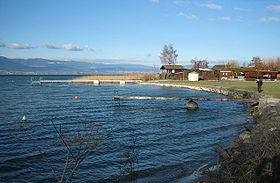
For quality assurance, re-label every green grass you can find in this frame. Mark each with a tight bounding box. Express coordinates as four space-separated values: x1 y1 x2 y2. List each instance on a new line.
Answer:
161 80 280 98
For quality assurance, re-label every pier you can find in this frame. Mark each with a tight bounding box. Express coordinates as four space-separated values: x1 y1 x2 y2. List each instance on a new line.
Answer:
31 79 142 85
113 95 257 109
114 95 256 102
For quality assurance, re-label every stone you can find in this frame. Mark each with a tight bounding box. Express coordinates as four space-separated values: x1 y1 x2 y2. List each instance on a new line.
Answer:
187 100 198 111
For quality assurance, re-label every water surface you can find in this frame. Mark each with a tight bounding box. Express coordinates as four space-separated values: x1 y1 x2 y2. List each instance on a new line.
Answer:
0 75 248 182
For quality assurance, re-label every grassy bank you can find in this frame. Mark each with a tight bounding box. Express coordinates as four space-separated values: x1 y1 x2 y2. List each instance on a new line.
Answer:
160 80 280 98
74 73 159 81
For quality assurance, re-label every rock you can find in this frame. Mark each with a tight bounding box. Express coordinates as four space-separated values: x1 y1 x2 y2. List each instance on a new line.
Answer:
239 131 251 143
187 100 198 111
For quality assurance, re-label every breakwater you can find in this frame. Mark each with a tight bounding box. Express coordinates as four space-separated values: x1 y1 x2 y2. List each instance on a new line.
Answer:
140 81 261 99
141 81 280 182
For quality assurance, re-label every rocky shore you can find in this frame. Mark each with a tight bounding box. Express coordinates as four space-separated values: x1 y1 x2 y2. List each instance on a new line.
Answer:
141 81 280 182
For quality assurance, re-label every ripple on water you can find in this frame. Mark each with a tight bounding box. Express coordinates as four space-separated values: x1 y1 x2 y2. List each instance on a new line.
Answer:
0 76 249 182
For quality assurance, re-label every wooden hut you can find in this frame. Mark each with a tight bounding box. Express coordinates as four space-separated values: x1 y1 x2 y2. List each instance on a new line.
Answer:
198 68 216 80
160 65 189 80
244 70 279 80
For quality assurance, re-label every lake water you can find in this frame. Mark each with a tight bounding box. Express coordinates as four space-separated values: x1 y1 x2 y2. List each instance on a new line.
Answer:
0 75 249 182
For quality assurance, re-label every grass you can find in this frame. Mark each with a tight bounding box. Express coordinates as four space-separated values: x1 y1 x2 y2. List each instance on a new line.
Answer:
161 80 280 98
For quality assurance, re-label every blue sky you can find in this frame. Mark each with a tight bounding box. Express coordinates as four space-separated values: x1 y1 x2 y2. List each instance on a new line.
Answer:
0 0 280 66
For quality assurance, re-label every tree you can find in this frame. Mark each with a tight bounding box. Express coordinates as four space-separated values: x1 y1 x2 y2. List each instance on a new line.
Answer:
251 57 264 70
159 44 178 65
17 119 108 183
226 60 240 68
190 58 208 71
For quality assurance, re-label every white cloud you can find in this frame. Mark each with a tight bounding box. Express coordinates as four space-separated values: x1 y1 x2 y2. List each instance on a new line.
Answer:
234 7 251 12
209 16 231 21
0 42 5 47
85 45 94 52
62 44 83 51
149 0 159 3
188 14 198 20
157 53 162 57
267 5 280 13
177 12 198 19
259 17 280 23
201 4 222 10
178 12 185 16
42 43 61 49
9 43 34 49
174 0 190 6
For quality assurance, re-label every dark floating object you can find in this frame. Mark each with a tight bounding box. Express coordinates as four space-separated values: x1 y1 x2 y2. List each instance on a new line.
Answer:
186 100 198 111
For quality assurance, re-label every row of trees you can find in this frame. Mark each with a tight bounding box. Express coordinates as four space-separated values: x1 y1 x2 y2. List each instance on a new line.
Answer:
159 44 280 71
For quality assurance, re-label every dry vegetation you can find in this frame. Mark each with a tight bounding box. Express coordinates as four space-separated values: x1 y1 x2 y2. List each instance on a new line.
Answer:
203 104 280 183
74 73 160 81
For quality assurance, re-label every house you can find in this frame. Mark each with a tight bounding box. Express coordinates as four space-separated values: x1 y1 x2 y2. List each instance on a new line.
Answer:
212 65 234 80
244 70 280 80
160 65 190 80
198 68 216 80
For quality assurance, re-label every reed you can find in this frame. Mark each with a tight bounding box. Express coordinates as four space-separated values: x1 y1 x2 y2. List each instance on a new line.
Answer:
74 73 160 81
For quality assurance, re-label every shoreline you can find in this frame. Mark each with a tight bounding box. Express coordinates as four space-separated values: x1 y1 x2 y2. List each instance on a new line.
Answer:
140 81 280 182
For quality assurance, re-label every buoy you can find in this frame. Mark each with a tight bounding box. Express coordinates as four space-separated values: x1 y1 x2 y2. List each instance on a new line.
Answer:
186 100 198 111
75 96 79 99
22 115 27 121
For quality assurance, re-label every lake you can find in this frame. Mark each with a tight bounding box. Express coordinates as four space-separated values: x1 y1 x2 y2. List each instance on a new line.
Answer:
0 75 249 182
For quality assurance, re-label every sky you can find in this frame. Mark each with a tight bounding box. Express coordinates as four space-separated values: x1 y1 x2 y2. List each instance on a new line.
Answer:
0 0 280 66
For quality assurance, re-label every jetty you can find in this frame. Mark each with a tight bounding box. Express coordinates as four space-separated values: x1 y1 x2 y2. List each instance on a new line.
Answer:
113 95 257 109
31 79 142 85
113 95 256 102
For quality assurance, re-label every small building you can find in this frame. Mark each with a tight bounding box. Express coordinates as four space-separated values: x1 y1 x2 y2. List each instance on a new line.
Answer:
160 65 185 74
218 70 234 80
188 72 199 81
244 70 280 80
198 68 216 80
160 65 189 80
212 65 234 80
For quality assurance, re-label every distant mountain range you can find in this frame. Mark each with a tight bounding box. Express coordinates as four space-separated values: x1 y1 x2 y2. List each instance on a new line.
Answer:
0 56 154 75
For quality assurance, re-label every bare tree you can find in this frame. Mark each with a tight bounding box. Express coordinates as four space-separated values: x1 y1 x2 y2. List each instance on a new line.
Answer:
251 57 264 70
226 60 240 68
159 44 178 65
17 119 108 183
191 58 209 71
116 133 139 183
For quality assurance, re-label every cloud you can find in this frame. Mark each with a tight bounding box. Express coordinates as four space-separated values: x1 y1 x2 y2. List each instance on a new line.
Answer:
146 53 152 57
234 7 250 11
0 42 5 47
259 17 280 23
149 0 159 3
209 16 231 21
267 5 280 13
62 44 83 51
85 45 94 52
178 12 198 19
201 4 222 10
9 43 34 49
42 43 61 49
174 0 190 6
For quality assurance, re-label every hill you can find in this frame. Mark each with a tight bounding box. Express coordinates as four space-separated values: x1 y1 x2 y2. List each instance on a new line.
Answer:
0 56 154 75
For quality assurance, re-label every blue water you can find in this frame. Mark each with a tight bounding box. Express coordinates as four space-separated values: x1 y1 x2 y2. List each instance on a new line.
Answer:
0 75 249 182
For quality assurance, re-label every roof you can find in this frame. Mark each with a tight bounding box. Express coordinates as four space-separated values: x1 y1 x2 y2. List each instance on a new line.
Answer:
212 65 227 70
199 68 214 71
160 65 185 70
